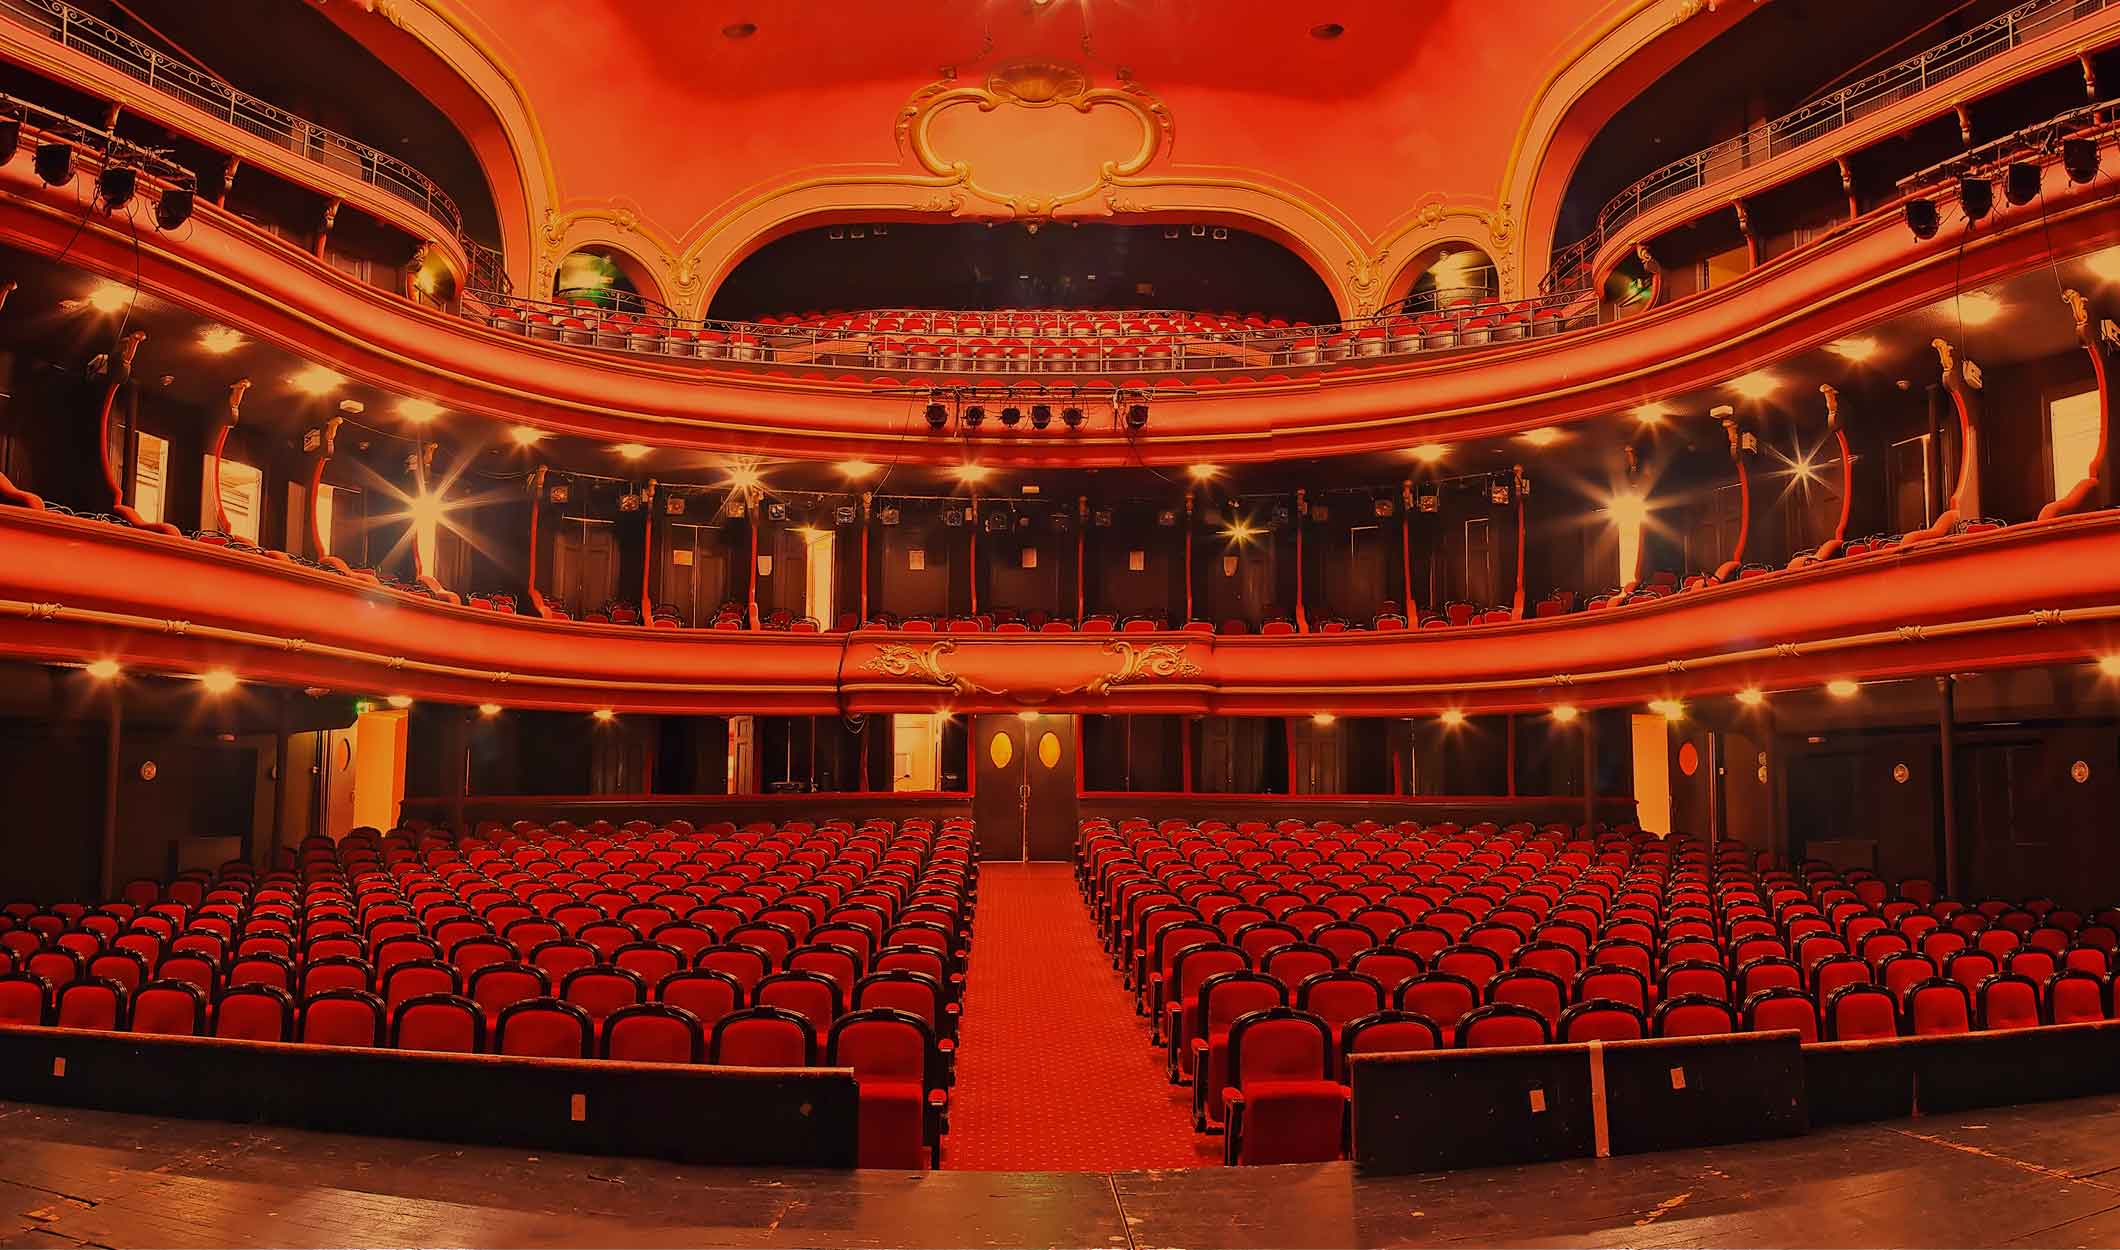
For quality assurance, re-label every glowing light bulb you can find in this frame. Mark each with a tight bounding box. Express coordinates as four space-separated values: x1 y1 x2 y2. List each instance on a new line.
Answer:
85 659 121 680
478 703 503 716
399 398 444 423
198 326 244 354
1410 444 1447 463
1826 678 1860 698
1551 704 1580 723
85 281 131 313
1518 427 1561 447
385 695 413 709
1439 709 1466 727
509 426 545 446
290 365 343 395
199 670 238 694
1735 688 1766 707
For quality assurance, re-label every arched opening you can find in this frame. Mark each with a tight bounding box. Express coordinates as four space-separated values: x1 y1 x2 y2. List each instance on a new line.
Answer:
552 246 669 316
705 222 1340 323
1404 246 1497 312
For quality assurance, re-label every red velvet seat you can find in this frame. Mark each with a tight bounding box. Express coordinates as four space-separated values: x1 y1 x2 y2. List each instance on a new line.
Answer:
390 992 485 1053
829 1009 943 1169
1904 978 1973 1036
1653 993 1734 1037
1740 986 1818 1043
1558 998 1646 1042
2046 969 2109 1024
1223 1008 1346 1165
603 1002 705 1063
298 987 382 1047
1974 973 2041 1030
1455 1001 1551 1048
53 977 126 1031
710 1005 817 1066
494 996 594 1058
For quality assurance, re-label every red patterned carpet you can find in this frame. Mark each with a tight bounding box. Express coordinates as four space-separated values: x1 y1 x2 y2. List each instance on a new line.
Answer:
943 863 1221 1171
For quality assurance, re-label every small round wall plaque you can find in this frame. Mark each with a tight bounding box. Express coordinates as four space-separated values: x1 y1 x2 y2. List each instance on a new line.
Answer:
2072 760 2091 783
1891 763 1910 784
138 760 157 781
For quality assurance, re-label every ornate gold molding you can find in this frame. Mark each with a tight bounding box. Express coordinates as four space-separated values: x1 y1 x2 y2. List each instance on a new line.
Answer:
1090 639 1203 694
896 61 1174 220
858 640 972 694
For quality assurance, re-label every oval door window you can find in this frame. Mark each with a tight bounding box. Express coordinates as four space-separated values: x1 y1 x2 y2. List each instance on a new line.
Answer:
988 731 1014 769
1037 731 1062 769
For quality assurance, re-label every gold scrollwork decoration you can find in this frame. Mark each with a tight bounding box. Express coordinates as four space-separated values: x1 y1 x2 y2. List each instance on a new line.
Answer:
29 602 62 620
1091 640 1203 694
899 60 1172 220
860 641 972 694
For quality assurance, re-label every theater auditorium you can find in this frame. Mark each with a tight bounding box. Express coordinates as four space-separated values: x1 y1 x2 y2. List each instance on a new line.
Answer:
0 0 2119 1245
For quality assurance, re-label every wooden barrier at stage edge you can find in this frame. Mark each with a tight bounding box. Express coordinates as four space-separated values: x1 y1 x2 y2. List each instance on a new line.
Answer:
0 1023 859 1168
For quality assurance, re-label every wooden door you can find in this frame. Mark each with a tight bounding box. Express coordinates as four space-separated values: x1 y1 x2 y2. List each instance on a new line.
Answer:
553 519 619 618
971 714 1079 861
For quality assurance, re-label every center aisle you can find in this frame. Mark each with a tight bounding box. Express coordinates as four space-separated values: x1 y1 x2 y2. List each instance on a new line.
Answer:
943 862 1220 1172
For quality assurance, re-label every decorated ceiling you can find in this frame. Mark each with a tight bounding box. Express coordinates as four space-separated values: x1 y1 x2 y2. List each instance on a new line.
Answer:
326 0 1748 315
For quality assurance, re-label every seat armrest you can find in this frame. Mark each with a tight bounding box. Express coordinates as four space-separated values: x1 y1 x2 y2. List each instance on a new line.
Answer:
1223 1088 1247 1166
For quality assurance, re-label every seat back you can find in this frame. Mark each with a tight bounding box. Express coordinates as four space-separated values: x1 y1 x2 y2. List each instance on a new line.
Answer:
2045 969 2109 1024
560 965 647 1026
1341 1009 1442 1058
1395 971 1479 1032
129 979 207 1035
1824 983 1899 1040
1653 993 1734 1037
495 996 594 1057
1975 973 2040 1030
710 1005 818 1066
1485 968 1566 1026
390 993 485 1053
603 1002 706 1063
467 962 549 1022
53 977 126 1031
1455 1002 1551 1048
1558 998 1645 1042
1573 964 1649 1012
1904 978 1972 1036
1739 986 1818 1043
1227 1007 1333 1085
658 969 744 1025
755 970 842 1039
298 988 383 1046
382 959 461 1015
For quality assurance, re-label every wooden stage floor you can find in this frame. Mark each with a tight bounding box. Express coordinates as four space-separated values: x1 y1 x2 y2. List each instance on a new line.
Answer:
3 1095 2120 1248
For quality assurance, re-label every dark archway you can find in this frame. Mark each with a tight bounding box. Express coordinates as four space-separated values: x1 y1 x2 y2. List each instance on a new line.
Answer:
706 222 1340 323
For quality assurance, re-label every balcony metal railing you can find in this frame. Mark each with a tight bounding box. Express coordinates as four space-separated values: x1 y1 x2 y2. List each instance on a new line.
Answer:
0 0 500 282
458 287 1603 377
1545 0 2115 289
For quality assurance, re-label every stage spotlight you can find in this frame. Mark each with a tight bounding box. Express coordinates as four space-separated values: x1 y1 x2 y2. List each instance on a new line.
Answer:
97 165 137 211
0 116 19 165
998 405 1021 427
33 142 71 186
1060 405 1084 430
154 186 194 230
2064 137 2099 184
1958 176 1992 223
962 404 986 429
2004 162 2040 206
1124 402 1149 430
1030 403 1052 429
1904 198 1939 240
924 402 949 430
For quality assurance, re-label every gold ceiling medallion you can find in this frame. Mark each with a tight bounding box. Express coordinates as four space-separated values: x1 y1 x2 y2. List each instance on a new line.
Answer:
898 61 1173 220
1091 639 1202 694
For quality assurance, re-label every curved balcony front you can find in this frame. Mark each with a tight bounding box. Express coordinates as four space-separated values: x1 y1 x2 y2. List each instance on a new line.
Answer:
4 506 2115 718
3 120 2117 469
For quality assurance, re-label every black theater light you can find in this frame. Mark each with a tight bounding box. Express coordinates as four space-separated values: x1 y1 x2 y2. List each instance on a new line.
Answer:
765 501 788 523
1060 405 1084 430
0 116 20 166
1904 198 1939 240
33 141 71 186
924 402 949 430
962 404 986 429
833 505 857 526
1124 402 1149 430
154 186 194 230
2004 162 2040 206
1958 176 1992 223
97 165 137 211
2064 137 2099 184
998 405 1021 427
1030 403 1052 429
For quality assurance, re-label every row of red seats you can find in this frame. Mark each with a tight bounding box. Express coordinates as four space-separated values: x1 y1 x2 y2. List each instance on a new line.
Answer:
0 815 976 1169
1080 815 2118 1165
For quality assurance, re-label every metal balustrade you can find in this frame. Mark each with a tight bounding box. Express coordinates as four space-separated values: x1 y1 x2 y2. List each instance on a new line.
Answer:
1546 0 2114 290
0 0 502 284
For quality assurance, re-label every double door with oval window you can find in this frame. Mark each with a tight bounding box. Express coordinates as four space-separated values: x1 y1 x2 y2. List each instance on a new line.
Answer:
970 714 1079 861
